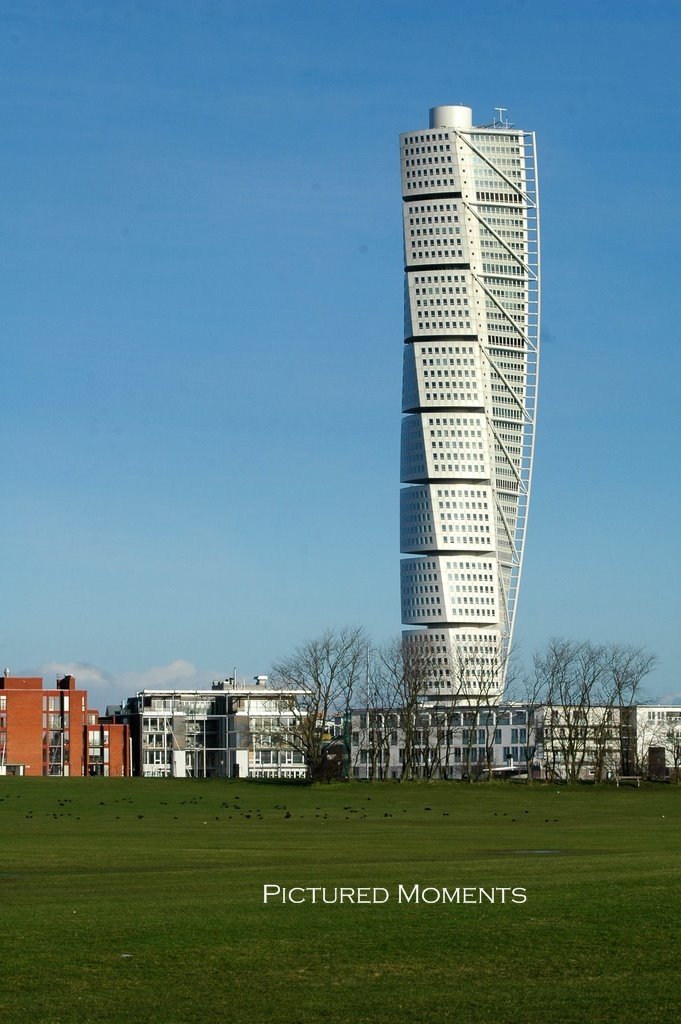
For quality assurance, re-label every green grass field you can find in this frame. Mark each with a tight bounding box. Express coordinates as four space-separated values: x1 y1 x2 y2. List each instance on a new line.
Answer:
2 778 680 1024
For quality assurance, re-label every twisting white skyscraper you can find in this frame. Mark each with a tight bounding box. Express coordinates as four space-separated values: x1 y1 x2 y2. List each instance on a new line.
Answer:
399 105 540 700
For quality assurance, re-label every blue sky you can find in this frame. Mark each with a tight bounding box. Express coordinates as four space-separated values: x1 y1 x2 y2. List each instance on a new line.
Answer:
2 0 680 706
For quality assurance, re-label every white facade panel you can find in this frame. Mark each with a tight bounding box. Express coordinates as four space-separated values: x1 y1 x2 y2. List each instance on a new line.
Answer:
402 339 485 411
400 483 496 554
401 412 492 483
402 200 469 270
400 130 463 197
401 554 500 627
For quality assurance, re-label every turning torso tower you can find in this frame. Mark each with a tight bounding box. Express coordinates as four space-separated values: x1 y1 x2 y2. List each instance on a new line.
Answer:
399 104 540 700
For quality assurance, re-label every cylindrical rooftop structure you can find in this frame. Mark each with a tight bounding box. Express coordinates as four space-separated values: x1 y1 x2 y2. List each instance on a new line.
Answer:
429 105 473 129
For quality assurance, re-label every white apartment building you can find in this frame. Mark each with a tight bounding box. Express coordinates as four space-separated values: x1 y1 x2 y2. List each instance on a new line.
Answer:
228 686 307 780
350 704 681 782
350 703 537 781
632 706 681 779
400 105 540 700
124 678 306 779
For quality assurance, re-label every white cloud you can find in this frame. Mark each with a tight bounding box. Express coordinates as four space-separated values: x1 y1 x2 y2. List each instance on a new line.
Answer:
656 692 681 706
39 659 226 712
117 660 216 693
41 661 115 689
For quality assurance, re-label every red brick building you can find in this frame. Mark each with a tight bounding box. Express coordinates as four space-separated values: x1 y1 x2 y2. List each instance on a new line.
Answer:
0 674 130 777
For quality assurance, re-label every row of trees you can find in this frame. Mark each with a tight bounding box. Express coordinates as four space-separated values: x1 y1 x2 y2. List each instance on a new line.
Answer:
531 638 656 781
270 628 659 781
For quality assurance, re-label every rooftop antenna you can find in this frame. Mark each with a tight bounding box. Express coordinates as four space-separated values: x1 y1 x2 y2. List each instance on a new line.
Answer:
494 106 507 127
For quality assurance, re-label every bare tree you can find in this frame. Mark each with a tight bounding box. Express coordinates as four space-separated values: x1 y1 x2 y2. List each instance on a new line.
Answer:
533 638 656 782
426 703 464 780
353 647 400 780
507 666 545 782
416 706 440 780
664 719 681 783
631 713 665 776
586 643 656 781
376 636 434 781
534 639 606 782
451 640 513 781
271 627 367 781
603 644 656 775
